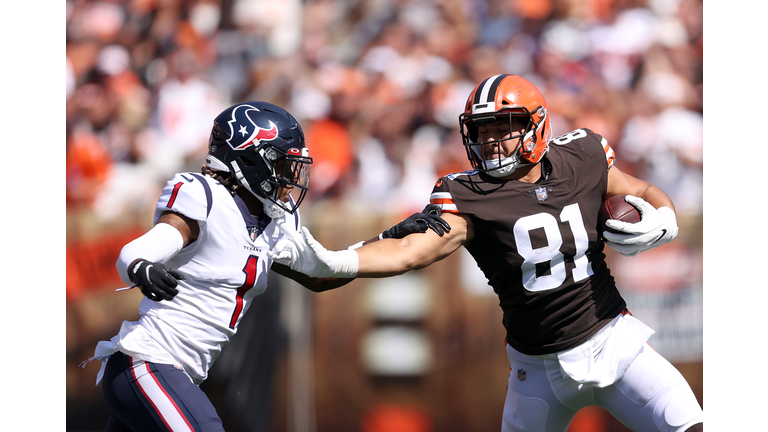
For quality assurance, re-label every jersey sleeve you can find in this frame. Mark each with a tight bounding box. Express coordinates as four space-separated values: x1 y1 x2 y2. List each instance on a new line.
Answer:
587 128 616 170
153 173 212 224
429 177 459 214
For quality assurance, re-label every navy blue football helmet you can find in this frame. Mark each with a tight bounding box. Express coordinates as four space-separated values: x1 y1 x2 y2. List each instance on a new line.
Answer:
207 102 312 217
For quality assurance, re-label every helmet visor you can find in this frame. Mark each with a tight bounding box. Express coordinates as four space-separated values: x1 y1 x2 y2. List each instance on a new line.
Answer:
279 155 311 191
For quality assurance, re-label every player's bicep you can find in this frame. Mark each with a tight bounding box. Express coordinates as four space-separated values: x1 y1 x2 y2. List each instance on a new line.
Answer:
157 211 199 247
606 165 651 199
606 166 675 211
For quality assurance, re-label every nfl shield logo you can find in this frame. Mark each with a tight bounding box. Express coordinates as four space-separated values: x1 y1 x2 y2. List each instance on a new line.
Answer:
535 187 548 201
517 368 527 382
249 227 260 242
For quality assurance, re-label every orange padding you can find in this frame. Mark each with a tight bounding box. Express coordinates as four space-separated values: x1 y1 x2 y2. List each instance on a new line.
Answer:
362 404 432 432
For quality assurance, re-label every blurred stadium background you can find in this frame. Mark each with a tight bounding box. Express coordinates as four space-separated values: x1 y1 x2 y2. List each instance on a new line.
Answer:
66 0 703 431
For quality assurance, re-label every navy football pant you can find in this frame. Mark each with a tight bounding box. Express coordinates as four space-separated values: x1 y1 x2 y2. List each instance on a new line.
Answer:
102 351 225 432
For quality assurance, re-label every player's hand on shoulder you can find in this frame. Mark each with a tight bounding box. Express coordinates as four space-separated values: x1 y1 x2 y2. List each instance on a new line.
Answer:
602 195 678 256
381 204 451 239
130 259 185 301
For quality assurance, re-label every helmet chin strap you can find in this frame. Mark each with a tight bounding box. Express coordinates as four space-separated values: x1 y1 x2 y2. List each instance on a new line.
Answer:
259 196 286 219
231 161 286 218
206 155 230 172
484 154 528 178
478 143 529 178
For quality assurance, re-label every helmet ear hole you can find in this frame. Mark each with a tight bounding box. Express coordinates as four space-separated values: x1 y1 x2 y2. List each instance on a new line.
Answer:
239 156 257 167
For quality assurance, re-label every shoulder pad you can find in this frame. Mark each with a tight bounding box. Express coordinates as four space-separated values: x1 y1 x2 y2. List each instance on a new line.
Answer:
429 176 459 214
154 173 213 224
445 170 477 181
550 128 615 169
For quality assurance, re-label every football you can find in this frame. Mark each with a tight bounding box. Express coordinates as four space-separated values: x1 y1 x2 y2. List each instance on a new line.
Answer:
598 194 641 237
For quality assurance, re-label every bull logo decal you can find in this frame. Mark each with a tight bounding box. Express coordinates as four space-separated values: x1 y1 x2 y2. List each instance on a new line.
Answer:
226 105 279 150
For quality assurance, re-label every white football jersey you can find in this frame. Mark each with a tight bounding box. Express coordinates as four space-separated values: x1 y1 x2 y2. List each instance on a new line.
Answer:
105 172 299 384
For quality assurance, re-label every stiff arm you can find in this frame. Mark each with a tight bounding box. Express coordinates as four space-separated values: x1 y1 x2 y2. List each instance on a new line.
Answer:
354 212 473 277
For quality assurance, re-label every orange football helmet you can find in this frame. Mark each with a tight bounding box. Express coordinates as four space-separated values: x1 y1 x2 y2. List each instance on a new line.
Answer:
459 74 552 177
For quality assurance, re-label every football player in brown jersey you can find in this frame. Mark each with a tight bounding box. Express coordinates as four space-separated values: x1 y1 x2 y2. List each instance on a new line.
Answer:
271 74 703 432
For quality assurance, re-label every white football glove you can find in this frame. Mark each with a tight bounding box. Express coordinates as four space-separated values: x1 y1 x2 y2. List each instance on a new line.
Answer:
602 195 679 257
270 222 359 278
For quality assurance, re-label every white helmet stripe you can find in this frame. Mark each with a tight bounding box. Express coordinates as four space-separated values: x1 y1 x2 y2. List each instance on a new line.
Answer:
472 74 511 115
478 74 502 104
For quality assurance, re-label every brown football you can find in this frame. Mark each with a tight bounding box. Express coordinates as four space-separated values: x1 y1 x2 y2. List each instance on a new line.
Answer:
598 194 641 237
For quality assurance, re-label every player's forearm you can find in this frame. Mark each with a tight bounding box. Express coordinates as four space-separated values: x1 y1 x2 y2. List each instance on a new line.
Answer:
356 213 469 277
607 167 675 213
271 262 355 292
354 237 445 277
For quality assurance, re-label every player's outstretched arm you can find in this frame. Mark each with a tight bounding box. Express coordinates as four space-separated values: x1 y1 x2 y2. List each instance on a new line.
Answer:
270 262 355 292
269 205 455 291
270 212 470 279
360 204 451 246
355 212 468 277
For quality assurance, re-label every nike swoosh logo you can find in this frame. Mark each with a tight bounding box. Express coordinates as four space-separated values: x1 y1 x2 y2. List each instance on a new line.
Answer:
181 174 195 182
650 229 667 245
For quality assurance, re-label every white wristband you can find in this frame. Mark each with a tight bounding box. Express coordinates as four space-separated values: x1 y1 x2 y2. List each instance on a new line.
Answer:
332 249 359 278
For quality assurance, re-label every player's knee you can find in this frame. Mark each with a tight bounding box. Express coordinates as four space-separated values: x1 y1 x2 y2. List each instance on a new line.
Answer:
684 423 703 432
653 387 703 432
502 391 550 432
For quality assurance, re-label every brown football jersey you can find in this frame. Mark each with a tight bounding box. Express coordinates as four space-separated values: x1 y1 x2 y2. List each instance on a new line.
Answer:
430 128 626 355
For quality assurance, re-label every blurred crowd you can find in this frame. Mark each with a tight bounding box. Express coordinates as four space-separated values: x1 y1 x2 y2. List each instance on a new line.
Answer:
66 0 703 228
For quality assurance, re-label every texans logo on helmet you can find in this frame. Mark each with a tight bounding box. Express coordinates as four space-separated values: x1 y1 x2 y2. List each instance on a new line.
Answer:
226 105 279 150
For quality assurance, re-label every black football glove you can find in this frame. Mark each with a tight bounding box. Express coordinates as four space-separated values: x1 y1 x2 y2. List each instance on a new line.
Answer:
381 204 451 239
130 259 185 301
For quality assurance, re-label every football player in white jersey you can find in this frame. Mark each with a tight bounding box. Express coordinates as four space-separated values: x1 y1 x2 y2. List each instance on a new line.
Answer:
270 75 704 432
85 102 449 432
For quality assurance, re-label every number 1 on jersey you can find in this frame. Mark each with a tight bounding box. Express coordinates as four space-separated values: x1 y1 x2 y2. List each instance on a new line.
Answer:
229 255 259 329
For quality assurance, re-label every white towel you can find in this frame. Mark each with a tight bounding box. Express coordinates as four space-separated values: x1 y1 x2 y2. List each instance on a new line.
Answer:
556 313 655 388
80 320 178 385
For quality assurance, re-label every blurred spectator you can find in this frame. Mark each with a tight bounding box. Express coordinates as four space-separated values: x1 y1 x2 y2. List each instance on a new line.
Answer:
147 47 225 176
66 127 112 208
303 117 355 198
